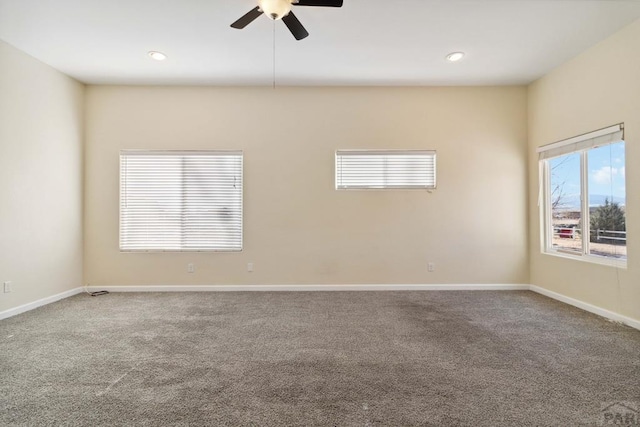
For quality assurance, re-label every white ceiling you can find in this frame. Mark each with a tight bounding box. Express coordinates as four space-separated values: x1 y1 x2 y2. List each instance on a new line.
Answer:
1 0 640 86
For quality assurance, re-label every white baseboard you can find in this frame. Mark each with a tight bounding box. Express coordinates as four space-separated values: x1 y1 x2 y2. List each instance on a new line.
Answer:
85 284 530 292
3 284 638 332
530 285 640 331
0 287 83 320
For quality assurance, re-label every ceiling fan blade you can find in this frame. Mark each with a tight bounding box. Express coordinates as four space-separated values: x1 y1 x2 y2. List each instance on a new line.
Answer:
282 12 309 40
230 7 263 29
294 0 343 7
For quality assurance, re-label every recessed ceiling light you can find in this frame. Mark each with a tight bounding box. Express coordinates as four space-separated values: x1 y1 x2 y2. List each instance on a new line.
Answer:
148 51 167 61
446 52 465 62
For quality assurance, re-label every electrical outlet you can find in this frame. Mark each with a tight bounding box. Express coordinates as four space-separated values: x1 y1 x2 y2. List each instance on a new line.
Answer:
187 263 195 273
428 263 435 272
247 262 254 272
3 281 12 293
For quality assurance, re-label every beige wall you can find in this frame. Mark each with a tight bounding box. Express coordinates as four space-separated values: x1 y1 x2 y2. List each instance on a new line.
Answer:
2 15 637 319
528 19 640 321
84 86 528 287
0 40 84 312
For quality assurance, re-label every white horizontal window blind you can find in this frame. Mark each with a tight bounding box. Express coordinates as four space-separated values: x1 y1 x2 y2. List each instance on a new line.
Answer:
336 150 436 189
120 150 243 251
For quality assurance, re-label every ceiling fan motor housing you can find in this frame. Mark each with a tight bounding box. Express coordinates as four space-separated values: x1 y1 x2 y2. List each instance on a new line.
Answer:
258 0 292 20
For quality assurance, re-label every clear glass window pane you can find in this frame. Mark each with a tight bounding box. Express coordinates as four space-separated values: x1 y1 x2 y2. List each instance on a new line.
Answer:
549 153 582 253
587 142 626 259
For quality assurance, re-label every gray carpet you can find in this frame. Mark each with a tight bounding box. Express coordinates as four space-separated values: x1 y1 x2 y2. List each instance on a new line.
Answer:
1 291 639 426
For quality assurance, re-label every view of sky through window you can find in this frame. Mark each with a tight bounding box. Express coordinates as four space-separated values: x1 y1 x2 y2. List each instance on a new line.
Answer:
550 141 625 210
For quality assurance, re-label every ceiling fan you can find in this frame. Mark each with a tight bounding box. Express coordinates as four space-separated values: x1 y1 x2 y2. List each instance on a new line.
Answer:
231 0 343 41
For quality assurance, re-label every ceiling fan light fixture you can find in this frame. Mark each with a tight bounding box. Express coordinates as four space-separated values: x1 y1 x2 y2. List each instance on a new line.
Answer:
258 0 292 20
446 52 465 62
148 51 167 61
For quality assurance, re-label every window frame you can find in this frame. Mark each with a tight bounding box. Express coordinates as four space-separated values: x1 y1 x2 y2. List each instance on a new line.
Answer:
539 125 626 268
119 149 243 253
335 149 437 190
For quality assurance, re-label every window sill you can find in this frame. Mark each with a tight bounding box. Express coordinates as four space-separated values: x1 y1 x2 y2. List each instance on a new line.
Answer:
542 250 627 269
120 249 243 253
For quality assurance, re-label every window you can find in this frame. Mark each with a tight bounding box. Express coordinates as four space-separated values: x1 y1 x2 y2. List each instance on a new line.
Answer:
120 150 243 252
539 125 626 265
335 150 436 189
